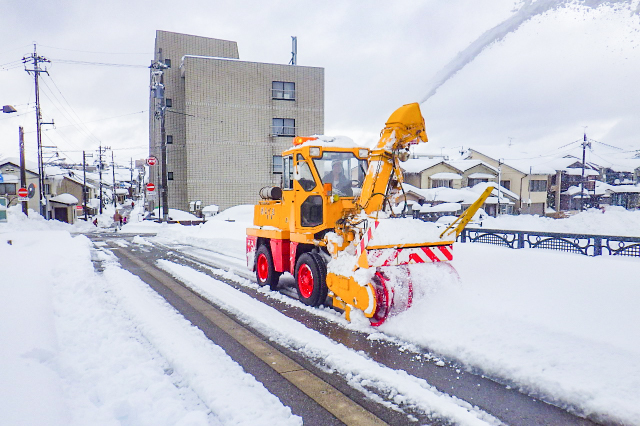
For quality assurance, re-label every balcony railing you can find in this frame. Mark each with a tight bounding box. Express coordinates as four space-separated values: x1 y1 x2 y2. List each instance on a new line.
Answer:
271 89 296 100
460 228 640 258
271 126 296 137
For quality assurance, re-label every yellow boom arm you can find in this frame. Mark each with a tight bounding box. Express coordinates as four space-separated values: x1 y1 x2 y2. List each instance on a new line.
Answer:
358 103 428 215
439 186 494 240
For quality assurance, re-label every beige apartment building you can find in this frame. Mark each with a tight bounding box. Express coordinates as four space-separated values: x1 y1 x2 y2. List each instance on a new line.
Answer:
466 149 550 215
149 30 324 211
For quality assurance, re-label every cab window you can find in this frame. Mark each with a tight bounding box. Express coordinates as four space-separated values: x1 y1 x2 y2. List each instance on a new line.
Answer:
283 156 293 190
295 154 316 192
313 152 367 197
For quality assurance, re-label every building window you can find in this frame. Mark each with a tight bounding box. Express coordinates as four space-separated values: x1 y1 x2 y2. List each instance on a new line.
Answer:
166 135 173 144
529 179 547 192
272 81 295 100
272 155 283 174
500 180 511 191
166 98 172 108
168 172 174 180
0 183 16 195
431 179 452 188
272 118 295 136
164 59 171 68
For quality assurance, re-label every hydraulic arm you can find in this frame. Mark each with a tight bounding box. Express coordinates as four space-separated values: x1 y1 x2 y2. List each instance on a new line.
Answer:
358 103 428 215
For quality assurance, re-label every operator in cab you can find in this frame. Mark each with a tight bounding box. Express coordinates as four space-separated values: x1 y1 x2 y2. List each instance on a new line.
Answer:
323 160 353 197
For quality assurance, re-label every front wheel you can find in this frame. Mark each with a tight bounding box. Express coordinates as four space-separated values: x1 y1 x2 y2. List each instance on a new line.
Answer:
255 245 280 290
295 252 327 306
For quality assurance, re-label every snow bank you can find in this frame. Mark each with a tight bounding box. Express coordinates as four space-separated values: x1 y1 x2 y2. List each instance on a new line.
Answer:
152 205 254 260
477 206 640 236
382 244 640 424
0 216 301 425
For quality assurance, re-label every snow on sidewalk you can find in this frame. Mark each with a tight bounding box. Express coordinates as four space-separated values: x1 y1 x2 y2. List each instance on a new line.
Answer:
0 229 301 426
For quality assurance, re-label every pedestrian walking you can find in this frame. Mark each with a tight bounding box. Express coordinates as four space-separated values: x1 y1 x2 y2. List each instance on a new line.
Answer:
113 211 122 231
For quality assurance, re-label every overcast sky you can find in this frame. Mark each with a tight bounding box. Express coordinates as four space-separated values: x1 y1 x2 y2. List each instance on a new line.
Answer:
1 0 639 168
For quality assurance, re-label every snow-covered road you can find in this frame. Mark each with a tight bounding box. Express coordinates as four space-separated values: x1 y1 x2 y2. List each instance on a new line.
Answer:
2 205 640 425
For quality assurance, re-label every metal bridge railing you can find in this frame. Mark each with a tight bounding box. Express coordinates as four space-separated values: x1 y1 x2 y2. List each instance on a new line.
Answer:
460 228 640 258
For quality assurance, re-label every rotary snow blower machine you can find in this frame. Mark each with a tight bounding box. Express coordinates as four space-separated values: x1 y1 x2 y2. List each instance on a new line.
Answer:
247 103 492 325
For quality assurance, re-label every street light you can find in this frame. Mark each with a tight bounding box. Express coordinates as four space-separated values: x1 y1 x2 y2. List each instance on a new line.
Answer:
2 105 17 113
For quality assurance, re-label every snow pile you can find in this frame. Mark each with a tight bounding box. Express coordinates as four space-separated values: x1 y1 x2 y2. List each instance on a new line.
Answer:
153 205 254 259
0 217 301 425
146 207 200 221
382 244 640 425
1 205 94 233
370 217 443 246
477 206 640 236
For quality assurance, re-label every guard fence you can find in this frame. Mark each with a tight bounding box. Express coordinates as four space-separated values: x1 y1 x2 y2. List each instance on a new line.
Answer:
459 227 640 258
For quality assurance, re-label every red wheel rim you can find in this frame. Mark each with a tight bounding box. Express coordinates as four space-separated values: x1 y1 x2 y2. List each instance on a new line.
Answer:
257 253 269 282
298 264 314 298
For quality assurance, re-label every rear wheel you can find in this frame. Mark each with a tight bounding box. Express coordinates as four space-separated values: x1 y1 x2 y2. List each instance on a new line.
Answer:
255 245 280 290
295 252 327 306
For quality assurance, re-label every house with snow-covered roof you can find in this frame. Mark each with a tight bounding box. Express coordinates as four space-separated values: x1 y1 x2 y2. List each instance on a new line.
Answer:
400 157 498 190
0 158 41 213
465 149 553 215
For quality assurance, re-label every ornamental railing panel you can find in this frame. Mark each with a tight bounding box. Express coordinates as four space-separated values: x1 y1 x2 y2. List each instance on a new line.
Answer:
460 228 640 258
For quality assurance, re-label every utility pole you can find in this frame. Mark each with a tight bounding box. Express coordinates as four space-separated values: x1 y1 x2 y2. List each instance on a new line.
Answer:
112 151 117 208
18 127 28 216
82 151 93 221
97 144 110 214
580 132 591 211
150 49 169 221
130 158 134 199
497 159 502 217
23 44 51 217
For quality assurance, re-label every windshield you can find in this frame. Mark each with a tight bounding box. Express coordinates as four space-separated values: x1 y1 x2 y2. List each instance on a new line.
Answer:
312 152 368 197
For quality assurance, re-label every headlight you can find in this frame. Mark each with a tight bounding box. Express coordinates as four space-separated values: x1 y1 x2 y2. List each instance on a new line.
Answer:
309 147 321 157
358 148 369 158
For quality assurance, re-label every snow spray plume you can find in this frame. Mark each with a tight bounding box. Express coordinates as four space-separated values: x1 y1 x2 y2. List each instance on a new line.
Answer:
420 0 636 104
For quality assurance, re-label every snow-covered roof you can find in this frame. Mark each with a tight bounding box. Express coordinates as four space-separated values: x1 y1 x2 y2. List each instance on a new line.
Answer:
564 168 599 176
470 181 520 201
402 183 484 204
202 204 219 212
297 135 363 149
0 157 39 174
49 193 79 205
419 202 461 213
468 172 496 179
400 158 444 174
447 160 498 173
605 184 640 194
430 172 462 180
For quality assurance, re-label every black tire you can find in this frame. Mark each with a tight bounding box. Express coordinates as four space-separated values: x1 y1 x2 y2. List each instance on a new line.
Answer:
255 244 281 290
295 252 328 306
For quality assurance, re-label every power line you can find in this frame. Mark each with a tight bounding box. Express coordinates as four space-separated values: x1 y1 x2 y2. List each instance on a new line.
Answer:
38 44 148 55
50 58 148 68
39 74 102 145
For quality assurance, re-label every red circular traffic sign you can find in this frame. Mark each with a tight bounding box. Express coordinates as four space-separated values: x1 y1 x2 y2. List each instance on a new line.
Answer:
146 156 158 166
146 182 156 192
18 187 28 197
